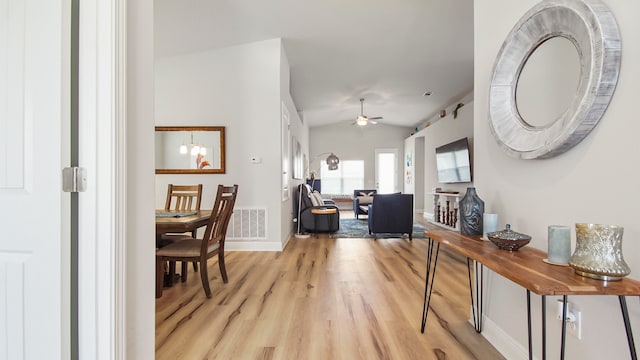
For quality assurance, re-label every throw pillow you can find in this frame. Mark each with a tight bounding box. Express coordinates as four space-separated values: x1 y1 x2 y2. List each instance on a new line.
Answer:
310 191 323 206
357 195 373 205
358 191 375 197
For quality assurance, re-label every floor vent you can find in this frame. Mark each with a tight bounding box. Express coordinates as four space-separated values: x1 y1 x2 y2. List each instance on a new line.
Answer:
227 207 267 240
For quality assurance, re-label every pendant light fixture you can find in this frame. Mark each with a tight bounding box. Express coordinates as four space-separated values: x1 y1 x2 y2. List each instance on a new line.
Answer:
179 132 207 156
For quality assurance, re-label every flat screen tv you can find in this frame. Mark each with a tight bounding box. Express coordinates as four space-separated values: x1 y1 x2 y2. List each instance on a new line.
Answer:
435 137 472 183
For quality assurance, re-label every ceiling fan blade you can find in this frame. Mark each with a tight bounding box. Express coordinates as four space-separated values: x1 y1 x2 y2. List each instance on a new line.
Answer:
353 99 382 126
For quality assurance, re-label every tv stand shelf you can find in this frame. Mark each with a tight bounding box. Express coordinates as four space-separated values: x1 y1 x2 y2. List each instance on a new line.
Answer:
429 192 461 230
431 191 462 196
428 220 457 231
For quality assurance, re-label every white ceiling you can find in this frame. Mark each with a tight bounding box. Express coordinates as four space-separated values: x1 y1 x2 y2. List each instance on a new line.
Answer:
155 0 474 129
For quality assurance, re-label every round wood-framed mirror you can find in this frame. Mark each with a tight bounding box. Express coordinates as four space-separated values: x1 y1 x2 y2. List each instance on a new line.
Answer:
488 0 620 159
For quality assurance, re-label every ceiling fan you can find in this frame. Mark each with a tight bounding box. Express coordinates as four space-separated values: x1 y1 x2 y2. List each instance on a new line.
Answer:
353 98 383 126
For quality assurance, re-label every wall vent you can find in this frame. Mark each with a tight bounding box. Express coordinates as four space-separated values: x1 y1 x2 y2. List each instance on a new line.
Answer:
227 207 267 240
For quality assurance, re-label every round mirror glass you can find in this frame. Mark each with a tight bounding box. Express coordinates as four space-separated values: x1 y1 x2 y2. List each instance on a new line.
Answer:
515 36 581 128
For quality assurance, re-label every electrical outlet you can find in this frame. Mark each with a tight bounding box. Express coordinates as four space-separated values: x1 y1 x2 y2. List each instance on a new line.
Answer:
567 310 582 340
556 300 582 340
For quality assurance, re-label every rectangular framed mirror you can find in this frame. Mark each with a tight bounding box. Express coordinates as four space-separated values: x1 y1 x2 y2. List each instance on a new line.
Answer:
155 126 226 174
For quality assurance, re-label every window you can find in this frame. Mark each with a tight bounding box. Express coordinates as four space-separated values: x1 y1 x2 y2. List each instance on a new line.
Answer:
320 160 364 195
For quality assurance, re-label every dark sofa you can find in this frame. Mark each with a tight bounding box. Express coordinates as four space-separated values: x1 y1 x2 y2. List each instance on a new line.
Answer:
294 184 340 234
367 193 414 240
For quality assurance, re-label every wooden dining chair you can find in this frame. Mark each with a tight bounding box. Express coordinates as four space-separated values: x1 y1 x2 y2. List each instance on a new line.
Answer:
164 184 203 213
162 184 203 240
156 184 238 298
161 184 204 276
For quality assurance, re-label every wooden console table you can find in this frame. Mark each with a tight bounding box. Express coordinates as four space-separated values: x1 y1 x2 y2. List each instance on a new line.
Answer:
420 227 640 360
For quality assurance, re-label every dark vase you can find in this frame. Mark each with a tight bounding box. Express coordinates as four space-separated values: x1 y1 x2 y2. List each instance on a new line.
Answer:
459 187 484 235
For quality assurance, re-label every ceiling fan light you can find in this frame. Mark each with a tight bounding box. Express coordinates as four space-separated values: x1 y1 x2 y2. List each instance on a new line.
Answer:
356 117 368 126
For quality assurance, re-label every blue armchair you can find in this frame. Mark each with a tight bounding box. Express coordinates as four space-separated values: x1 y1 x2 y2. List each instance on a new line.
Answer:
353 189 377 219
368 193 414 240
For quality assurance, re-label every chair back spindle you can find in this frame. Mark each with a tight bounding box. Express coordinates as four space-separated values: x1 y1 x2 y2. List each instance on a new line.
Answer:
165 184 203 212
201 185 238 253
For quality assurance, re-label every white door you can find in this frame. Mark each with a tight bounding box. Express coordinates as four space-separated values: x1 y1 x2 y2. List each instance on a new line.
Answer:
375 149 398 194
0 0 70 358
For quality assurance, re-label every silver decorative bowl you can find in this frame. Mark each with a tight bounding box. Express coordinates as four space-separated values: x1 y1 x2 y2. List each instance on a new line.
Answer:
487 224 531 251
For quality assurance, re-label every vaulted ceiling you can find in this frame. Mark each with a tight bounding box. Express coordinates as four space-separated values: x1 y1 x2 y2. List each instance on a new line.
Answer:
155 0 474 128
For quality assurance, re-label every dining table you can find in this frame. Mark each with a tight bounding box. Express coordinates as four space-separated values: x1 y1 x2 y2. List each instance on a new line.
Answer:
156 209 212 235
155 210 212 287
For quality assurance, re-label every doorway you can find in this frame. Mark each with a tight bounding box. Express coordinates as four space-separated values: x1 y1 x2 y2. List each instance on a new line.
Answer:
375 148 398 194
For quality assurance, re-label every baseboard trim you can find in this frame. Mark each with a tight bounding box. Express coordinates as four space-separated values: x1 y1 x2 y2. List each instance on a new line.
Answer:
226 241 283 251
478 316 531 360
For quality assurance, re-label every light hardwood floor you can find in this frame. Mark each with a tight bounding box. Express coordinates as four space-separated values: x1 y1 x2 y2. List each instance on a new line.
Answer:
155 214 505 359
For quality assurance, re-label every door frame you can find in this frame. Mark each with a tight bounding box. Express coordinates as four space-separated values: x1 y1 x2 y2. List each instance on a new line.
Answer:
77 0 127 358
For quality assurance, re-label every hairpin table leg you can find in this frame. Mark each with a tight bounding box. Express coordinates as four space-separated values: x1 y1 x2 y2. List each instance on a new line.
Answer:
420 237 440 333
527 290 532 360
542 295 547 360
468 259 484 333
560 295 568 360
620 296 637 360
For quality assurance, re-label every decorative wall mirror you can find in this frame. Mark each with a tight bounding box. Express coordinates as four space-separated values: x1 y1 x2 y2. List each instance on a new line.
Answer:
155 126 226 174
488 0 620 159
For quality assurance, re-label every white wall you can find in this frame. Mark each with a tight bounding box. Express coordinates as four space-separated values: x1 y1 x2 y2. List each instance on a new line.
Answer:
155 38 293 250
424 101 475 196
409 99 475 218
280 43 309 242
475 1 640 359
126 0 155 357
404 136 416 195
310 124 408 192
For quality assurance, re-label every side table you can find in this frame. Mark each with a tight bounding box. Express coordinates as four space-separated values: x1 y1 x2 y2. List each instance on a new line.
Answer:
310 207 337 237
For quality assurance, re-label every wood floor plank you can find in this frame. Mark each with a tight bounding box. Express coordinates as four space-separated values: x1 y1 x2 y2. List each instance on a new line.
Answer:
156 215 505 359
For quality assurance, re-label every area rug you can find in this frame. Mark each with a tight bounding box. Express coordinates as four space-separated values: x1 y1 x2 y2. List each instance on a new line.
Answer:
331 218 426 239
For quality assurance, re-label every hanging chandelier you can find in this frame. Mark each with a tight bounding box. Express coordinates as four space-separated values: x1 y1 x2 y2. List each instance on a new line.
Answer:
179 132 207 156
